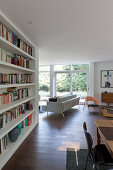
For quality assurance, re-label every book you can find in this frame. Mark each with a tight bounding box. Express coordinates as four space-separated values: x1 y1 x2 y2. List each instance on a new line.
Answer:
17 39 20 48
8 30 12 43
1 49 7 62
6 55 11 63
26 59 29 68
0 138 3 153
29 60 32 69
2 24 4 38
7 87 17 93
0 115 3 129
0 24 2 37
0 23 33 56
4 26 7 40
0 48 1 61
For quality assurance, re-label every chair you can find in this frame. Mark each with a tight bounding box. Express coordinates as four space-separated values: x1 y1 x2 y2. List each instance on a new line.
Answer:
83 122 113 170
85 96 101 113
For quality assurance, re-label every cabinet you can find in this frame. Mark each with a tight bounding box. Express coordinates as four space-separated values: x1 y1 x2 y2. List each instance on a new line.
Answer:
0 12 38 169
101 92 113 106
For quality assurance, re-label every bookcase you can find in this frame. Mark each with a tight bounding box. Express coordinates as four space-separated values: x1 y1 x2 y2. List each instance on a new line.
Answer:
0 12 38 169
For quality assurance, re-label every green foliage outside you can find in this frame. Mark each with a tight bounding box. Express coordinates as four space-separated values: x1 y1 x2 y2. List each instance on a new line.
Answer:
72 64 89 70
57 64 88 92
39 64 89 98
72 73 87 91
57 74 70 92
39 72 50 92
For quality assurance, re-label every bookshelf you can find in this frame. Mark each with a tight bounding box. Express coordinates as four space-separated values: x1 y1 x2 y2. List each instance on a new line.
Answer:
0 109 35 139
0 12 38 169
0 61 35 73
0 36 35 60
0 83 35 88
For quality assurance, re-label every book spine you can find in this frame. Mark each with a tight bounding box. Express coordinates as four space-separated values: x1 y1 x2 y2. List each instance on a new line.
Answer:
0 24 2 37
1 138 3 153
0 48 1 61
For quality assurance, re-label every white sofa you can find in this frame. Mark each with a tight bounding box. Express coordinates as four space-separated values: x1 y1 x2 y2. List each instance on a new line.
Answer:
47 94 80 117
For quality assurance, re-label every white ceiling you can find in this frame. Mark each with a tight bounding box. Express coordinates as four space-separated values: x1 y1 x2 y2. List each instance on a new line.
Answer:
1 0 113 65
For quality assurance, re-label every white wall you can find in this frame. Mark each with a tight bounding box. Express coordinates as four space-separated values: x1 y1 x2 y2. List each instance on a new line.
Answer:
94 61 113 105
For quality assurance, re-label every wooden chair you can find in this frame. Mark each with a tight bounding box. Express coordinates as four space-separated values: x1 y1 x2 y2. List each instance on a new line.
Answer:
84 96 101 113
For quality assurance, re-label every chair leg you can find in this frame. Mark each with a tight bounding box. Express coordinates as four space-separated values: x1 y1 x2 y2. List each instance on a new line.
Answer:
61 112 64 118
78 104 80 109
85 154 88 170
47 108 48 117
92 164 95 170
83 102 85 110
75 150 78 166
89 153 93 161
88 107 90 113
92 164 99 170
100 106 102 112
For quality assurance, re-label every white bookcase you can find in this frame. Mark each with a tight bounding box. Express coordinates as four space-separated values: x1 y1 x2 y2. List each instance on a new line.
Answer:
0 12 39 169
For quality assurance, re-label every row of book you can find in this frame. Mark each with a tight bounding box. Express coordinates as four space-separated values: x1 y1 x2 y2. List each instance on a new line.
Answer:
0 114 33 154
0 73 33 84
0 23 33 56
0 101 33 129
0 87 30 105
23 114 32 127
0 49 33 69
0 104 26 128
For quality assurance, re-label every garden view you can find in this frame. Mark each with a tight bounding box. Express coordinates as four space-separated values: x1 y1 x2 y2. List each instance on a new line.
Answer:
39 64 89 100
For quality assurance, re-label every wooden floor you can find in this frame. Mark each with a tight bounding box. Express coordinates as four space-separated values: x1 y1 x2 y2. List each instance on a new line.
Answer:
3 105 110 170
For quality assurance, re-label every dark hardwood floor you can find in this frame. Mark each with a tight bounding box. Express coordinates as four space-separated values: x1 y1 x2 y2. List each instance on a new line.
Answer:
3 105 110 170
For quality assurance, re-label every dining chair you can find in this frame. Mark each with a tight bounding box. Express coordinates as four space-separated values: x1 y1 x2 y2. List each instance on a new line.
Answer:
83 122 113 170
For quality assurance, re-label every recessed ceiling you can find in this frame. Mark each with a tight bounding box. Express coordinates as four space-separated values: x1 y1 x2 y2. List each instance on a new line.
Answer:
0 0 113 65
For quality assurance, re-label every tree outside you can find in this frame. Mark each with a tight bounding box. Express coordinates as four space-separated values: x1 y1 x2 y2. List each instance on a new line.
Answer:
39 72 50 99
39 64 89 99
56 64 88 98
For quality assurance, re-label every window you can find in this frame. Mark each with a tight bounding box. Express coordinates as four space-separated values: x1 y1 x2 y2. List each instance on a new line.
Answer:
54 65 70 71
39 66 50 101
39 66 50 71
54 64 89 100
72 73 87 98
56 73 70 96
72 64 89 70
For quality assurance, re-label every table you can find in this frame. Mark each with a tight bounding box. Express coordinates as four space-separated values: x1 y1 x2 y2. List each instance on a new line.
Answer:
94 120 113 158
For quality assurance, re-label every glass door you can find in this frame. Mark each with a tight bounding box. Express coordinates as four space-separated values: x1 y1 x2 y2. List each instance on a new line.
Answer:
56 73 70 96
72 72 88 101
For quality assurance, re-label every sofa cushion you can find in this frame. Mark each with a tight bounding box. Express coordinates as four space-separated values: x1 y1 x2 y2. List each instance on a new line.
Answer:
49 97 57 102
57 94 77 102
62 97 80 112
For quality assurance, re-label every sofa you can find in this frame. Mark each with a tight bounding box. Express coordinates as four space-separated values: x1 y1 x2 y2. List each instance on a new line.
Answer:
47 94 80 117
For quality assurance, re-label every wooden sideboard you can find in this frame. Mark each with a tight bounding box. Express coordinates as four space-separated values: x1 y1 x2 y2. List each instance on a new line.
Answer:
101 92 113 106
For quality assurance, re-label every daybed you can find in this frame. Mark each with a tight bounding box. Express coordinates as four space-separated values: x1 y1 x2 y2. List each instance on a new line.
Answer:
47 94 80 117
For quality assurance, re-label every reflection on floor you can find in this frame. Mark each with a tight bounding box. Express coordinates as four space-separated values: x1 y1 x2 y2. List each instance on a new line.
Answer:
3 105 109 170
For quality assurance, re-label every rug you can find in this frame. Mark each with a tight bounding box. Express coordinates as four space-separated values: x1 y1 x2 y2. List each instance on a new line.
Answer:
66 148 113 170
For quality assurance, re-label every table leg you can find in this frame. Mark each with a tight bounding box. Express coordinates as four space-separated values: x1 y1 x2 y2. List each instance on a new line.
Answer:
97 128 100 145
